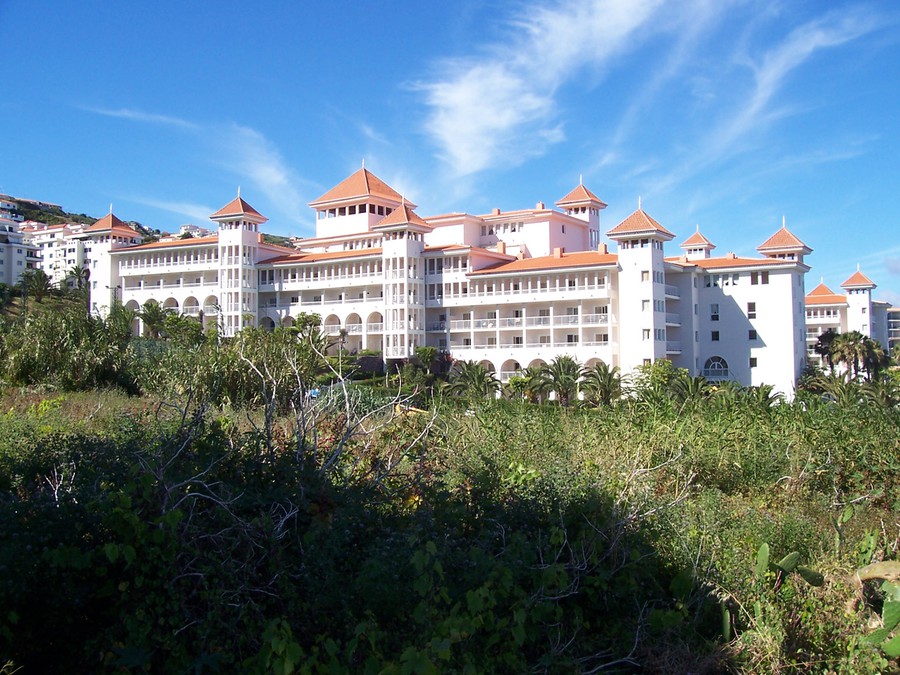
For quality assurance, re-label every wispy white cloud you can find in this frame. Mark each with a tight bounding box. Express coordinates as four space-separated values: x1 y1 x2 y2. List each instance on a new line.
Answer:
416 0 664 176
644 7 883 198
130 197 216 225
713 9 878 155
81 104 312 226
209 123 307 224
79 105 198 130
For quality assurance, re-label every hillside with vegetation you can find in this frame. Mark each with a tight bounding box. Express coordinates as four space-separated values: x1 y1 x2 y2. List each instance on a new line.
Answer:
0 300 898 673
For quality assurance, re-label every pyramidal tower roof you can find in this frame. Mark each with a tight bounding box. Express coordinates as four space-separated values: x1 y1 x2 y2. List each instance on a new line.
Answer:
757 220 811 253
210 195 267 222
372 201 432 232
680 226 715 249
84 211 141 236
606 207 674 239
556 181 607 208
310 168 411 208
841 268 876 289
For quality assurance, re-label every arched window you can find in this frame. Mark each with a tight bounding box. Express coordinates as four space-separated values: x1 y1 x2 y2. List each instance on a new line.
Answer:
703 356 729 379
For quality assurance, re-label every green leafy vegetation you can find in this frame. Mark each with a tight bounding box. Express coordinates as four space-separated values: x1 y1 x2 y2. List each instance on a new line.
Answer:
0 318 898 672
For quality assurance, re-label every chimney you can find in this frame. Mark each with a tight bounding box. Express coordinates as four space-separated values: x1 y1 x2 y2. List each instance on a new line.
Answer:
492 207 501 215
536 201 545 210
598 242 607 254
553 247 564 258
496 241 506 255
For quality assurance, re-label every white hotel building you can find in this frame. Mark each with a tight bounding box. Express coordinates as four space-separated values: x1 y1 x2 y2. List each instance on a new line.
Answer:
67 167 825 395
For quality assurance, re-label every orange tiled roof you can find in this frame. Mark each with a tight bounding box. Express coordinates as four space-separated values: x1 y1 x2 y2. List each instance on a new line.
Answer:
757 225 810 251
841 269 876 288
118 235 219 251
309 168 409 207
84 213 139 235
681 229 714 248
556 183 607 207
805 282 846 305
210 196 266 221
470 250 618 275
606 209 674 238
687 255 795 270
263 247 383 266
373 203 431 229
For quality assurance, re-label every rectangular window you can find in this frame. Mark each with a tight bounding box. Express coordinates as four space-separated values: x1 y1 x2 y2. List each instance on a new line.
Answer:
751 271 758 285
750 357 758 368
712 331 720 341
749 330 757 340
747 302 756 319
566 334 578 343
761 271 769 284
710 304 719 321
642 329 651 340
641 270 650 282
539 335 551 344
642 299 650 312
513 336 523 345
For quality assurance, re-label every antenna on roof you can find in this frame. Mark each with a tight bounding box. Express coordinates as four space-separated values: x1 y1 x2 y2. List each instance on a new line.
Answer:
695 224 700 232
362 158 366 169
638 196 642 209
237 186 241 198
782 214 786 228
579 173 583 185
820 276 824 284
857 262 861 271
109 203 113 215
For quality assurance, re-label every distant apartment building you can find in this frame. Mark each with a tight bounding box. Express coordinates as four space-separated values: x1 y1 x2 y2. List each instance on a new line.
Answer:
0 204 38 285
804 269 892 367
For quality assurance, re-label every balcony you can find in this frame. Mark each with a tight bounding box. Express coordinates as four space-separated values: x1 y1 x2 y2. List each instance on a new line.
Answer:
665 313 681 326
666 341 682 354
664 284 680 299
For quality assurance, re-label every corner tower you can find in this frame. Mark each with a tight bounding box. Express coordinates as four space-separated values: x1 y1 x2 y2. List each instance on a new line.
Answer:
210 194 267 336
556 180 607 248
841 267 876 337
606 206 675 371
373 202 432 361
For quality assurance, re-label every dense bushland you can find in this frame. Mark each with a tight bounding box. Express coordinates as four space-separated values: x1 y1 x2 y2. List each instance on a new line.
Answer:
0 308 898 672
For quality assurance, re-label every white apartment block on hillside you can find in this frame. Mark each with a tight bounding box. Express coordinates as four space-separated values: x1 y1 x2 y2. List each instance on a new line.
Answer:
0 208 39 286
64 167 838 396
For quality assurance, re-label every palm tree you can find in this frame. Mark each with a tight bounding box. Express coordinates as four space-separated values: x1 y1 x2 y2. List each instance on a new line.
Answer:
66 265 90 291
539 355 583 407
814 331 837 373
668 372 709 406
444 361 500 401
830 331 868 378
21 269 53 303
139 300 172 339
581 362 622 407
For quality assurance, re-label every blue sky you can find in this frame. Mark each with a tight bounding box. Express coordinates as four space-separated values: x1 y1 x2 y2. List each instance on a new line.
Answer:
3 0 899 303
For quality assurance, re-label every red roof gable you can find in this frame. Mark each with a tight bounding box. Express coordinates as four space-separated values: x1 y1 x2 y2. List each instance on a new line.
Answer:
309 168 409 207
606 208 674 238
469 250 618 275
680 229 715 248
556 183 607 207
84 213 141 237
373 203 431 229
757 225 810 252
210 196 266 221
841 269 876 289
